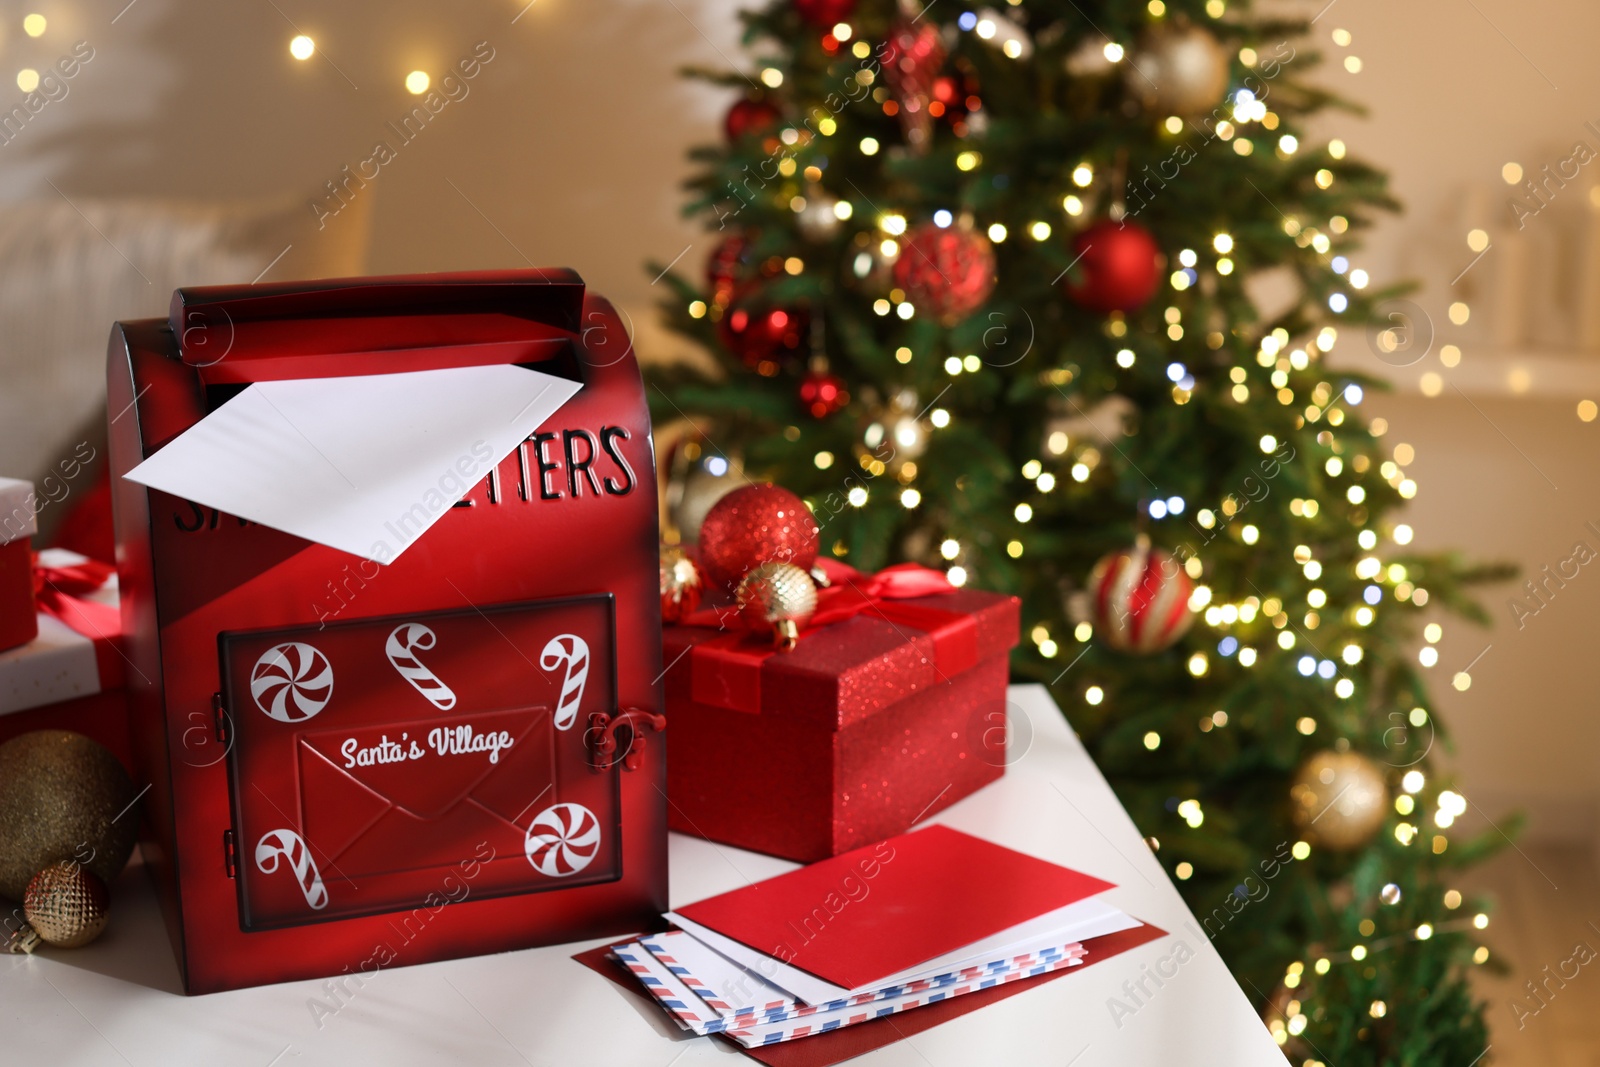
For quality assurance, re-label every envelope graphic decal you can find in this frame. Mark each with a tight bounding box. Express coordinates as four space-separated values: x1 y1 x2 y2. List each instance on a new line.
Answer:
298 707 557 881
223 595 623 930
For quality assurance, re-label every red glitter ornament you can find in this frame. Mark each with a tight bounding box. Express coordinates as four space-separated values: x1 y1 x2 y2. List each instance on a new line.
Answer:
1063 219 1163 314
697 483 820 590
706 234 754 301
892 223 997 325
881 20 946 148
799 367 849 418
717 297 809 369
724 98 782 143
1088 543 1195 653
794 0 855 28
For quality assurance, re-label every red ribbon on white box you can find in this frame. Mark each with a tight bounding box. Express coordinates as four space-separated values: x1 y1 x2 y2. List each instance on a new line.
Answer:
0 550 124 716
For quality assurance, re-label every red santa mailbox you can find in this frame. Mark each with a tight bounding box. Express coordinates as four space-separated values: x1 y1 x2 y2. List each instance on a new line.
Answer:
107 269 666 994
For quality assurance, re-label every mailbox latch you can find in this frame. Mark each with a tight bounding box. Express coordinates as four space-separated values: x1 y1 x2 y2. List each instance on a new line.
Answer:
588 708 665 772
211 692 229 745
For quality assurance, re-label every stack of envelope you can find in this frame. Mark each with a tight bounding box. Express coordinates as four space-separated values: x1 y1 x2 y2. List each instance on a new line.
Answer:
611 825 1144 1047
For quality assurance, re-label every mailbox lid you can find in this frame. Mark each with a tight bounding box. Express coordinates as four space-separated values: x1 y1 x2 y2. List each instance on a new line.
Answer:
220 594 622 930
171 268 587 385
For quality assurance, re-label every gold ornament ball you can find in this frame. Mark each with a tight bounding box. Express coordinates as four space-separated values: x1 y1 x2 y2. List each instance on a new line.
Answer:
736 561 819 649
0 731 139 901
857 389 929 475
796 190 843 242
1289 750 1389 851
1126 23 1230 116
844 234 896 292
659 543 705 622
669 458 744 544
1065 36 1117 78
24 861 111 948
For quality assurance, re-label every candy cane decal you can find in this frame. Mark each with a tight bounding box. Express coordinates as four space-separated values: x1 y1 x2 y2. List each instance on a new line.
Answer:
255 829 329 910
385 623 457 710
540 634 589 731
251 642 333 722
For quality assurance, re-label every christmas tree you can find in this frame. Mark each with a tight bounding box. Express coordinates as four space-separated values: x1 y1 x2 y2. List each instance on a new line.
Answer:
648 1 1509 1060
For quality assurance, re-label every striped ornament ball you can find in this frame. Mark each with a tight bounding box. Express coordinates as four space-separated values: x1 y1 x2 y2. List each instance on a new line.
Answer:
1088 544 1196 653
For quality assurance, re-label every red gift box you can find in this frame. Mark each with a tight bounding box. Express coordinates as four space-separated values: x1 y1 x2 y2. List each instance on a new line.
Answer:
663 566 1019 862
0 477 39 652
0 548 132 768
107 270 667 994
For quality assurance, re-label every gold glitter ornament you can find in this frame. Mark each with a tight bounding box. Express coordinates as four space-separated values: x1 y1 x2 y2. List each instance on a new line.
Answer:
1126 22 1230 116
23 861 110 948
736 561 819 650
0 731 139 900
856 389 929 477
659 544 705 622
1289 750 1388 851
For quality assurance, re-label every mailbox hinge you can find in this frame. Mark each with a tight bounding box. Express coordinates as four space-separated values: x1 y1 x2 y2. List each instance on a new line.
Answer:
211 692 229 745
588 708 666 772
222 829 237 879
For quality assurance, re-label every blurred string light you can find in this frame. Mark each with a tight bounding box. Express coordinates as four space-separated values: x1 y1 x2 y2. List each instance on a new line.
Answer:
405 69 430 94
290 35 316 60
24 13 46 36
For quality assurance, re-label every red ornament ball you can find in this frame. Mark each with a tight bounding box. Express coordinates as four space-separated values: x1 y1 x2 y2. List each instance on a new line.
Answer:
892 223 997 325
794 0 855 28
799 368 849 418
1063 220 1163 314
706 234 753 298
1088 543 1195 653
882 20 946 146
697 484 820 590
724 98 782 142
717 299 808 369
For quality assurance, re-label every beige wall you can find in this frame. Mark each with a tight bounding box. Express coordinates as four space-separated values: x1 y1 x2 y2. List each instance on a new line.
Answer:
0 0 736 315
1309 0 1600 842
5 0 1598 838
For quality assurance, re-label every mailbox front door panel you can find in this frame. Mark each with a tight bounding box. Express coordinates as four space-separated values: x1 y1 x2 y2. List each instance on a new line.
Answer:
221 595 620 930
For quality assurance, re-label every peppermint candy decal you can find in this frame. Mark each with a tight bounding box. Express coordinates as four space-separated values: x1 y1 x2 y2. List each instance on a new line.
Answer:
255 828 329 910
525 802 601 877
386 623 457 710
251 642 334 722
539 634 589 731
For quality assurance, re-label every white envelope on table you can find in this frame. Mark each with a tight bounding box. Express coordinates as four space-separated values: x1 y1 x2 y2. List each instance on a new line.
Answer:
664 896 1141 1007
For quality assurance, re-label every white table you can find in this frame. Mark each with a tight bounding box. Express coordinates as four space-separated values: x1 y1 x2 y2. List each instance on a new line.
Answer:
1 685 1289 1066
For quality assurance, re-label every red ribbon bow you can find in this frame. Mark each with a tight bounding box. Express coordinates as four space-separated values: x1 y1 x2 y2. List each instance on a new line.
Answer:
33 555 123 662
678 559 957 639
671 558 977 716
808 558 957 628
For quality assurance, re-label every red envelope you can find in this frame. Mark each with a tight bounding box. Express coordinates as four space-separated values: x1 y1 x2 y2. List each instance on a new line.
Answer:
673 825 1116 991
